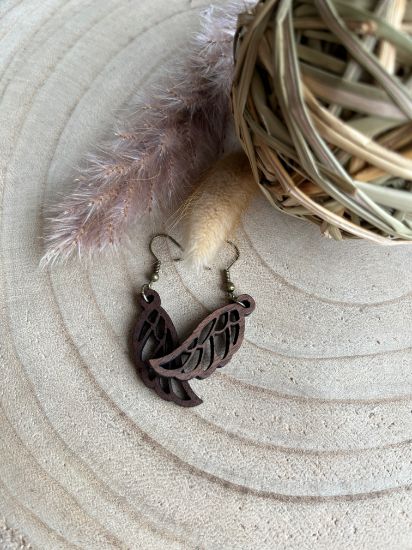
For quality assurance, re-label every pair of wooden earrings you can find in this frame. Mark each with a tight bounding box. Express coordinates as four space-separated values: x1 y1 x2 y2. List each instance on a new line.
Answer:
132 234 255 407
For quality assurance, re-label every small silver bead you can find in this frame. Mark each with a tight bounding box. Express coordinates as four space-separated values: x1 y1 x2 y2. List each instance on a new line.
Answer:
151 273 159 282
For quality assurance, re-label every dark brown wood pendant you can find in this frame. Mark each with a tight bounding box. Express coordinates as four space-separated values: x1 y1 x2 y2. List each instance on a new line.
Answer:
133 288 255 407
133 288 202 407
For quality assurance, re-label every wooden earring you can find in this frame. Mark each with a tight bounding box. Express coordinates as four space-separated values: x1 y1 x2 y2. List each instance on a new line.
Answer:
132 234 255 407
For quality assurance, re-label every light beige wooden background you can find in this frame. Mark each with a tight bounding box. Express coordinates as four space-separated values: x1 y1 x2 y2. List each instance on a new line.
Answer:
1 0 412 548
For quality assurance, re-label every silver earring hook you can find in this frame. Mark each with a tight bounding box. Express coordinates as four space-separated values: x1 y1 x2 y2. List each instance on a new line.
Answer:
142 234 184 302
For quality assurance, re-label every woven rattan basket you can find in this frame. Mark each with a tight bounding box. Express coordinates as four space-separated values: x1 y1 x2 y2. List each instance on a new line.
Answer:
232 0 412 243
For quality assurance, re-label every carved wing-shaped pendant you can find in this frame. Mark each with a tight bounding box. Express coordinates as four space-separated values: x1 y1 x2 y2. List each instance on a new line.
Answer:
149 295 255 382
133 288 202 407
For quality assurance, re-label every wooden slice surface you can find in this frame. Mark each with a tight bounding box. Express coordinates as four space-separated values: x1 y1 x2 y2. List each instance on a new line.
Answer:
1 0 412 548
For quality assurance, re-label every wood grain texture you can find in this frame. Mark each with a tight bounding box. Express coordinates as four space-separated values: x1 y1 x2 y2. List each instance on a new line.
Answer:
0 0 412 548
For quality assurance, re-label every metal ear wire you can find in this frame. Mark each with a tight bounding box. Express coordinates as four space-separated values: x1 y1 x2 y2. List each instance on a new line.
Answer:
149 234 183 263
142 236 242 304
225 241 240 270
224 241 240 302
142 234 184 302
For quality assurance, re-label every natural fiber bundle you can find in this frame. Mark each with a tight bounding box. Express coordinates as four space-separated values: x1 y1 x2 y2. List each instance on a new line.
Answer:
182 152 257 269
232 0 412 243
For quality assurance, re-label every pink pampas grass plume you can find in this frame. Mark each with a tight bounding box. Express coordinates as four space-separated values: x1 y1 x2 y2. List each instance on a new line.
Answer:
42 1 255 266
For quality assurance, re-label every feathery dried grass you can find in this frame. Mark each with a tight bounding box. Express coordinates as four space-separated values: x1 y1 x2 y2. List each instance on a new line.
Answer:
42 1 255 266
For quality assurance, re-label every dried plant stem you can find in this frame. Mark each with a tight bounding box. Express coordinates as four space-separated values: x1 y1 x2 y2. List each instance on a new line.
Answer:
377 0 406 74
182 152 258 269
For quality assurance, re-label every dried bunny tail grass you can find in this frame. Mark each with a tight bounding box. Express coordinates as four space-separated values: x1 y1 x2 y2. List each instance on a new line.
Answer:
181 151 258 270
41 0 255 266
